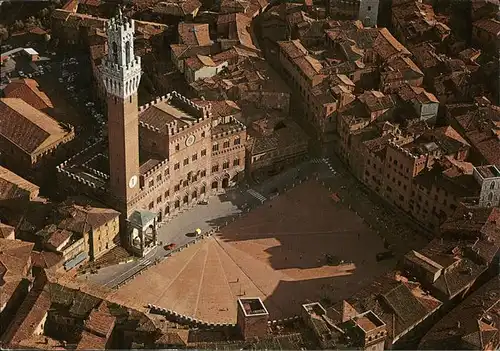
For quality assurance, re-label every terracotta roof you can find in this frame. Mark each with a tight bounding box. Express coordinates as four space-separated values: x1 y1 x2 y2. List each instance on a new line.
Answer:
51 9 72 21
0 223 15 239
293 55 322 80
31 250 63 269
432 126 470 147
178 23 211 46
61 0 78 12
28 27 48 35
0 98 71 155
384 56 424 77
374 28 411 60
334 274 442 344
473 18 500 36
170 44 212 59
0 238 35 342
84 302 116 338
392 0 446 42
80 0 102 7
277 39 308 59
152 0 202 16
45 229 72 250
0 238 34 277
76 331 107 350
446 103 500 165
185 54 216 70
0 166 40 201
4 79 54 110
3 287 51 345
193 99 241 119
419 276 499 350
57 204 119 234
217 13 256 49
358 91 395 112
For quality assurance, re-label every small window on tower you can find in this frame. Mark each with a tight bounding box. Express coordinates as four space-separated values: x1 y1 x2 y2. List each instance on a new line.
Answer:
125 41 130 64
112 42 118 64
368 6 371 10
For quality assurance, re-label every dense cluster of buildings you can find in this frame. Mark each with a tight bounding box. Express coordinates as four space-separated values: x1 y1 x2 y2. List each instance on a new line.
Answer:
0 0 499 349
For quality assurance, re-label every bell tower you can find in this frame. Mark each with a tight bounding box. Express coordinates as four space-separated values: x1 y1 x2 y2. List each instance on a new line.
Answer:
101 9 142 211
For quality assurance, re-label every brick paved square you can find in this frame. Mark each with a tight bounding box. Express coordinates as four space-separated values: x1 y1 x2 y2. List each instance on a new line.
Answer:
110 180 392 323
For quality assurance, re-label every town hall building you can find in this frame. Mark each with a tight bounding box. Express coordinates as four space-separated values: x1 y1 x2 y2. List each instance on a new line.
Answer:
57 10 247 256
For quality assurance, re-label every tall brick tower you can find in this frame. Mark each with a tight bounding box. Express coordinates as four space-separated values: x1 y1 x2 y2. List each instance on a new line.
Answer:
101 9 142 214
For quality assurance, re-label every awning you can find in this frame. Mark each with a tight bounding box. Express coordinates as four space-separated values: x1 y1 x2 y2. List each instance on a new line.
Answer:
64 251 88 270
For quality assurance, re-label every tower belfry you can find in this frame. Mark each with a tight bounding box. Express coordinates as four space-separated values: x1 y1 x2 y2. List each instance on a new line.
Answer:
101 10 142 213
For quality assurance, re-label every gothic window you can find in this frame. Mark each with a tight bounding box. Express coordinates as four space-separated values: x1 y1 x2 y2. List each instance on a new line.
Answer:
488 192 493 200
112 42 118 64
490 181 495 190
125 41 131 64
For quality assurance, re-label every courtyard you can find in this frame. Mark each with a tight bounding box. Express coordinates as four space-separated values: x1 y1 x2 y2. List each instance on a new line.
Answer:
109 180 393 323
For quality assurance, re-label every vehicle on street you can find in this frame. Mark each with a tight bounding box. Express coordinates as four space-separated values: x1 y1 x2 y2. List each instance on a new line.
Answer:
197 200 209 205
164 243 176 250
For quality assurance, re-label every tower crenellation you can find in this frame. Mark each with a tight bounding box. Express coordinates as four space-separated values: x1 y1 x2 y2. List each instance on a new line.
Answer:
101 9 142 100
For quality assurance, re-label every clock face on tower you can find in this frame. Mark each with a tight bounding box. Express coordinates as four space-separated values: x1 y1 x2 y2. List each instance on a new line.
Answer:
186 135 196 147
129 175 138 189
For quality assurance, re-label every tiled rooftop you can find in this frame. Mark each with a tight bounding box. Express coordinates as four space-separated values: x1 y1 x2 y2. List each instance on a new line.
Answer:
0 98 72 155
3 79 54 111
446 102 500 166
0 166 40 201
57 203 119 235
178 22 211 46
419 276 499 350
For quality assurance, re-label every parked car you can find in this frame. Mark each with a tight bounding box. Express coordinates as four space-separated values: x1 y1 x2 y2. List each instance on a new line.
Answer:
164 243 176 250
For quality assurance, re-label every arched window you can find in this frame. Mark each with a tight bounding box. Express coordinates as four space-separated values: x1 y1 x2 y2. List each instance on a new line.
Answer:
112 42 118 64
488 192 493 200
125 41 130 64
490 181 495 190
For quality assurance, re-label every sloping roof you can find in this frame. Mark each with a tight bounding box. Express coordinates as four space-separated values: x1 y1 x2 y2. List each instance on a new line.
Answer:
344 274 442 343
31 250 63 269
0 238 35 326
0 98 70 155
419 276 499 350
0 223 15 238
76 331 107 350
446 103 500 166
153 0 202 16
0 166 40 201
84 302 116 338
178 22 211 46
473 18 500 36
57 204 120 234
45 229 72 250
3 79 54 110
128 210 156 227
